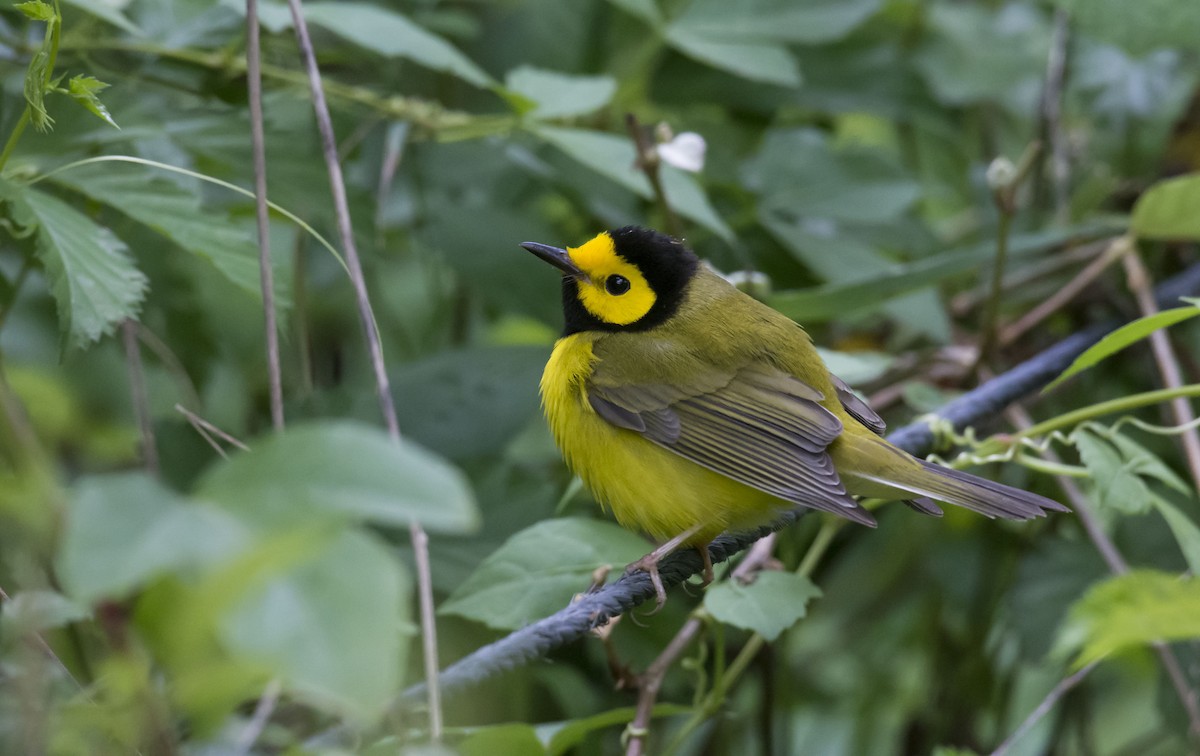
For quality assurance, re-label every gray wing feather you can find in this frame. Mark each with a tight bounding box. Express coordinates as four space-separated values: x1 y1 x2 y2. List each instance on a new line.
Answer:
589 367 875 526
832 375 886 435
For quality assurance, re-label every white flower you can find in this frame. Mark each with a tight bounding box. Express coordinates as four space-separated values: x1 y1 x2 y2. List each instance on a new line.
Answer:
656 131 707 173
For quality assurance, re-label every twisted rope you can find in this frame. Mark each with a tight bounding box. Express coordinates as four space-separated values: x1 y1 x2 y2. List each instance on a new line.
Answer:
405 260 1200 701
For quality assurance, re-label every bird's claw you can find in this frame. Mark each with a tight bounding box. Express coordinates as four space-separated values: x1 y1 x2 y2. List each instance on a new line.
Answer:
625 555 668 613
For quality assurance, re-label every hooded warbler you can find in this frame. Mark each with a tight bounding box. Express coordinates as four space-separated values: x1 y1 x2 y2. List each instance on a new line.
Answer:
523 226 1066 605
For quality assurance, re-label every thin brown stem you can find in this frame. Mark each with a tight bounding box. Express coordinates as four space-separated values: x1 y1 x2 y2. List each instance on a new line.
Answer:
284 3 442 738
1004 404 1200 737
121 319 158 476
979 142 1042 369
232 679 281 755
1000 236 1128 346
625 113 682 240
246 0 285 432
625 534 778 756
174 403 249 457
1121 251 1200 489
411 523 442 742
285 0 399 442
0 585 88 696
991 661 1097 756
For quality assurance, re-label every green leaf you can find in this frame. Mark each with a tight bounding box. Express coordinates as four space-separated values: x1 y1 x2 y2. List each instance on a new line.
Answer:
50 167 286 305
1059 570 1200 667
195 420 480 534
440 518 651 630
505 67 616 120
663 29 800 87
914 3 1049 106
1151 499 1200 575
1131 174 1200 240
1055 0 1200 56
65 75 118 129
747 129 919 224
303 2 493 88
0 181 147 349
60 0 142 35
1047 304 1200 390
57 473 251 604
816 348 893 385
532 126 732 242
392 346 548 460
23 50 52 131
222 529 409 723
670 0 879 45
15 0 55 21
1072 427 1153 515
703 571 821 640
544 705 692 756
458 724 546 756
769 225 1112 322
607 0 662 27
0 590 88 639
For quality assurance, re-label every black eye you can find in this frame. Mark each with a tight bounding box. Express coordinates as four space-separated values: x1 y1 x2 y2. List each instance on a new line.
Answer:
605 275 631 295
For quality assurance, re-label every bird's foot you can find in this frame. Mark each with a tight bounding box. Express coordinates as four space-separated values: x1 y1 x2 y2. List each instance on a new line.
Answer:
625 552 668 613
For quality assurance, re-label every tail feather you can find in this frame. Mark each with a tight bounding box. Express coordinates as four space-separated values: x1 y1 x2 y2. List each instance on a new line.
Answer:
898 460 1068 520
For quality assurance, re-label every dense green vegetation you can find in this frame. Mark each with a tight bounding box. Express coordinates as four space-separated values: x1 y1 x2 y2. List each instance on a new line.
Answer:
1 0 1199 753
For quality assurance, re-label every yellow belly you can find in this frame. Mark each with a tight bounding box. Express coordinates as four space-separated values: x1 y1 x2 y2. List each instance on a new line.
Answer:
541 334 788 544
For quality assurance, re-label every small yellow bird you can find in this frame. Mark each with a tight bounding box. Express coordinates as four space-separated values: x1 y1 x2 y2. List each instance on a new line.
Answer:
523 227 1066 605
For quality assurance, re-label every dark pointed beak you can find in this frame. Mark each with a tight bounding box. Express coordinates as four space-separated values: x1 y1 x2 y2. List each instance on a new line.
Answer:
521 241 585 279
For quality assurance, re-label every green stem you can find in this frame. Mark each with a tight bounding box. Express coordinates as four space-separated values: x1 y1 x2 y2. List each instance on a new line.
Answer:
58 38 488 132
0 255 34 332
1014 384 1200 442
665 520 844 754
978 206 1011 365
0 109 32 173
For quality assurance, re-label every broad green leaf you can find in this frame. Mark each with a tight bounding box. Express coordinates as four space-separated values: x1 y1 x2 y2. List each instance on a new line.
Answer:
1131 174 1200 241
1072 427 1152 515
57 473 251 604
392 346 547 460
1104 431 1190 495
914 3 1049 106
505 67 616 120
1047 304 1200 390
65 75 118 128
1055 0 1200 56
769 225 1114 322
15 0 55 21
746 129 919 224
302 2 493 88
60 0 142 35
607 0 662 27
196 421 480 534
1152 499 1200 575
1059 570 1200 667
223 529 409 723
532 126 732 242
669 0 879 45
543 705 692 756
440 518 651 630
459 724 546 756
51 168 287 305
1 181 147 349
816 348 893 385
0 590 88 639
703 571 821 640
663 29 800 87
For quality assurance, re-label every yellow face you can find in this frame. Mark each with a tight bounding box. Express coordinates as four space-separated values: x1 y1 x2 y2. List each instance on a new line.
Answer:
567 232 657 326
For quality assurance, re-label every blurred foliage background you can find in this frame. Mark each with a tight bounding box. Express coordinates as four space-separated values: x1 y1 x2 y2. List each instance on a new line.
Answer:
1 0 1199 754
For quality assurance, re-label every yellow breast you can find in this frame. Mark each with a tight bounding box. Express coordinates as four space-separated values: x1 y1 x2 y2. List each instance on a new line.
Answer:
540 334 787 544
